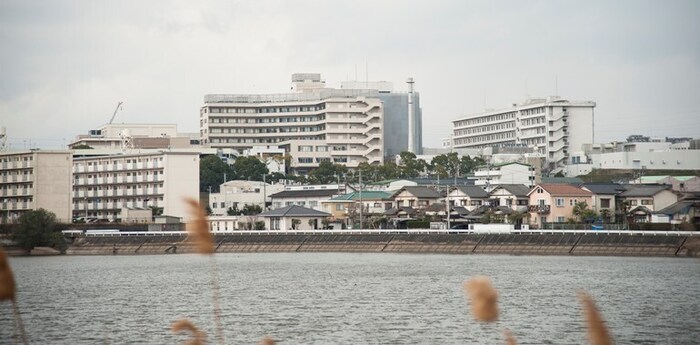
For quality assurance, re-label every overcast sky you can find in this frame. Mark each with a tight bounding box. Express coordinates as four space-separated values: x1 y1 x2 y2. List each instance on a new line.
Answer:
1 0 699 150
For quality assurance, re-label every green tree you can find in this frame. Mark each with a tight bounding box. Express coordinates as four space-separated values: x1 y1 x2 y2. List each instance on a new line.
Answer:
291 218 301 230
241 204 262 215
12 209 64 251
200 155 235 193
233 156 268 181
398 151 427 178
573 201 597 223
308 161 347 184
226 205 240 216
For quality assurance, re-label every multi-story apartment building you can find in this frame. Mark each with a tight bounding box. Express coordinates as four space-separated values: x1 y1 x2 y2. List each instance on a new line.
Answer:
1 150 73 224
200 73 423 173
452 97 595 169
71 151 199 222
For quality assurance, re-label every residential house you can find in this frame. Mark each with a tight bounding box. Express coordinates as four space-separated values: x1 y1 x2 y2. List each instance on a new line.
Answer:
635 175 700 193
392 186 442 210
654 194 700 225
258 205 330 230
269 184 345 211
528 184 593 226
619 185 679 223
447 186 489 211
321 191 394 224
488 184 530 212
579 183 626 221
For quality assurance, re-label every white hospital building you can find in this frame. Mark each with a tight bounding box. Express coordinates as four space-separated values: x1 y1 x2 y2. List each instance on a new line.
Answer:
452 97 595 169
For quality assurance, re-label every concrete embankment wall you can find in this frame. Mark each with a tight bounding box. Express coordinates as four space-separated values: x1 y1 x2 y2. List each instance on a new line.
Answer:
65 233 700 257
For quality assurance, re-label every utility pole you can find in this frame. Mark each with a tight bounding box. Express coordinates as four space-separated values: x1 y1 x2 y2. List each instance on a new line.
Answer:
359 169 363 229
262 174 267 211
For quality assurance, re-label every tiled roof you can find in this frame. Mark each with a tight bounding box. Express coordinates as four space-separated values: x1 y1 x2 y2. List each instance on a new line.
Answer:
536 184 592 196
269 189 340 199
580 183 626 195
399 186 442 198
330 191 393 201
455 185 489 198
541 177 585 184
493 184 531 197
258 205 330 217
619 185 670 197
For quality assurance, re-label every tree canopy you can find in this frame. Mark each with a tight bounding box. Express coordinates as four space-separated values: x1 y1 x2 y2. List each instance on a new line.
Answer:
200 155 235 193
233 156 269 181
12 209 64 251
307 161 347 184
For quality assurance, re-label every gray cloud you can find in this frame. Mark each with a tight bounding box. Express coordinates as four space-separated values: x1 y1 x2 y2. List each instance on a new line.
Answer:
1 0 698 150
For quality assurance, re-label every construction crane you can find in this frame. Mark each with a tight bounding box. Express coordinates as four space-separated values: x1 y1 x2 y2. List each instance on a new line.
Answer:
109 102 124 124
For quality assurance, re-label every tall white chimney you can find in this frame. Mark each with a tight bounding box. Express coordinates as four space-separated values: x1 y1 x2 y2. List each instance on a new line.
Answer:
407 77 415 153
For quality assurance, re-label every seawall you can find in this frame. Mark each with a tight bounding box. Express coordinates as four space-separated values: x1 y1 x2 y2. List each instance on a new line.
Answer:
65 232 700 257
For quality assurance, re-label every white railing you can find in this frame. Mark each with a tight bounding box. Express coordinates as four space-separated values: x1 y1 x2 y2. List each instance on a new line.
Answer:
81 229 700 237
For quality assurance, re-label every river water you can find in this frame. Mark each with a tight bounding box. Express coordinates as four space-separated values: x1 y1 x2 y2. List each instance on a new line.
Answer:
2 253 699 344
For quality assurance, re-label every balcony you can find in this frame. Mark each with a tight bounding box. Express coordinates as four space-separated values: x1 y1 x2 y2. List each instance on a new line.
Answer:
528 205 551 214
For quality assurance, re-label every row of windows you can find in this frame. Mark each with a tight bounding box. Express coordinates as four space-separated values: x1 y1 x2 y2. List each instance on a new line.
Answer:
0 170 32 176
209 125 325 134
455 122 515 136
206 115 326 124
520 116 546 126
75 183 164 191
205 105 325 114
208 135 325 144
0 156 33 163
76 157 163 167
454 131 515 145
454 112 516 128
521 107 546 116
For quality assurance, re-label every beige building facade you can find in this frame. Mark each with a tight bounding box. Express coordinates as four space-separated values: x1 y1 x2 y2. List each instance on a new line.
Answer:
1 150 73 223
72 151 200 222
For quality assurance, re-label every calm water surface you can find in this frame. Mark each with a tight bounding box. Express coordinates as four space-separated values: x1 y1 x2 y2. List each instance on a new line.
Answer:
2 253 699 344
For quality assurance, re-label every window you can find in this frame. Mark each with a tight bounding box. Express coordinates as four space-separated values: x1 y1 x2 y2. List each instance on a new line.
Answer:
600 198 611 208
271 217 280 230
555 198 565 207
556 216 566 223
641 199 653 206
629 200 638 206
336 204 345 211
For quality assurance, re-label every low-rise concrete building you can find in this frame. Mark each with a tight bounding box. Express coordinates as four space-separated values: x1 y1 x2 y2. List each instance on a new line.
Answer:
1 150 73 223
71 151 200 222
474 162 537 188
208 180 285 216
269 184 344 211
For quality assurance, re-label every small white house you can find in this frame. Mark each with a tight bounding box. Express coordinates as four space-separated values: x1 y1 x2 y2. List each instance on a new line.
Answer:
258 205 330 230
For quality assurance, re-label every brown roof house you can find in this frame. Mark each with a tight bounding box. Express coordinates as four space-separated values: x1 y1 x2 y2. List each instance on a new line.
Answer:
527 184 593 227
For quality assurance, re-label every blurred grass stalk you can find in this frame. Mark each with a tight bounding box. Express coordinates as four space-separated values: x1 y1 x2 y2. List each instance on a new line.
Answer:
1 247 29 345
185 198 224 345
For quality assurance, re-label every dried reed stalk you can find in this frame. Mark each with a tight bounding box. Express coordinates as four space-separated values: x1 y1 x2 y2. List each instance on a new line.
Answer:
184 197 224 345
579 292 613 345
463 276 499 322
259 336 277 345
504 328 517 345
1 248 29 345
171 318 207 345
184 198 215 254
